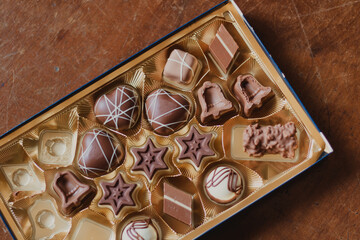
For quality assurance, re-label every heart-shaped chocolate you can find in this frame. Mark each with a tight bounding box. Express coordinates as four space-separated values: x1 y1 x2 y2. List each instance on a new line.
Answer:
94 85 140 130
77 129 124 177
145 89 191 135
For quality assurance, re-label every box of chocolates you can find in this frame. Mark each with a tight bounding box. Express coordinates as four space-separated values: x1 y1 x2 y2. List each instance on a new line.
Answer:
0 1 332 239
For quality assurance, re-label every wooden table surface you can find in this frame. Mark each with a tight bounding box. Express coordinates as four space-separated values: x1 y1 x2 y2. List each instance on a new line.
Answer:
0 0 359 239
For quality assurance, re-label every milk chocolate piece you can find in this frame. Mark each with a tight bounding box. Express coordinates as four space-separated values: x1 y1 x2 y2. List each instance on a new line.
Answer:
198 81 234 123
39 130 75 166
163 182 193 226
77 129 123 177
209 24 239 72
176 126 215 168
28 199 70 240
205 166 243 204
52 170 95 215
243 123 298 158
233 74 274 117
122 219 158 240
94 85 140 130
163 49 199 85
99 173 136 215
145 89 191 135
0 164 45 192
71 218 114 240
131 138 168 180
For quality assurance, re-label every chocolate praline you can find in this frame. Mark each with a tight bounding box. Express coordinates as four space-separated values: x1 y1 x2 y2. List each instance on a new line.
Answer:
122 219 158 240
77 129 124 178
205 165 243 204
94 85 140 130
145 89 191 135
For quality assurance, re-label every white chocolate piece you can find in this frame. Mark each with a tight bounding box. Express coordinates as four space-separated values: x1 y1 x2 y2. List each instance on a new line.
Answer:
205 166 243 204
39 130 76 166
122 219 158 240
0 164 45 192
28 199 70 240
71 218 114 240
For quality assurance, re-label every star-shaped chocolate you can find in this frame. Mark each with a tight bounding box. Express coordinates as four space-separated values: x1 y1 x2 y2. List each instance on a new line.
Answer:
99 173 136 215
176 126 215 167
131 138 168 180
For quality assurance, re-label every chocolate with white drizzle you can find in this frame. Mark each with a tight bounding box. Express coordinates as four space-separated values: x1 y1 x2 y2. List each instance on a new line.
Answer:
205 166 243 204
163 49 198 85
145 89 191 135
122 219 158 240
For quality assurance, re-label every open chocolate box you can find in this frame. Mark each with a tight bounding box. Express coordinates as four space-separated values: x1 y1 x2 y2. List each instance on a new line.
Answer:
0 1 332 239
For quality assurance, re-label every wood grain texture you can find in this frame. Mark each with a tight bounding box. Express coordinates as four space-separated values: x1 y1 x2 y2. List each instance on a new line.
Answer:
0 0 359 239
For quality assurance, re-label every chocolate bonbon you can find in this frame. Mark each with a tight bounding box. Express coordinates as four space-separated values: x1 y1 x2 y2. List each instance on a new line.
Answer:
94 85 140 130
233 74 274 117
0 164 45 192
52 170 95 215
205 166 243 204
145 89 191 135
122 219 158 240
163 49 199 85
99 173 136 215
38 130 75 166
176 126 215 168
71 218 114 240
209 24 239 72
77 129 123 177
131 138 168 181
28 199 70 240
243 123 298 158
163 182 193 226
198 81 234 123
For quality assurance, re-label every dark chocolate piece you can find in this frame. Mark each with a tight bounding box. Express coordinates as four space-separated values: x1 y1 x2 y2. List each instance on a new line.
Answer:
243 123 298 158
198 81 234 123
145 89 191 135
209 24 239 72
163 182 192 226
94 85 140 130
99 173 136 215
163 49 198 85
52 171 95 215
176 126 215 167
233 74 274 117
205 166 243 204
78 129 123 177
131 138 168 180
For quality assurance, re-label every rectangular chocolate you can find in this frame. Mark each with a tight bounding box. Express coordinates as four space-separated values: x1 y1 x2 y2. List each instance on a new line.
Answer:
163 182 193 226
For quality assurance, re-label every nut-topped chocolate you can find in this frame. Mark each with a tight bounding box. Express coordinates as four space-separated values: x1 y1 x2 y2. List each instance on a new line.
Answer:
205 166 243 204
176 126 215 168
163 49 199 86
99 173 136 216
94 85 140 130
243 123 298 158
122 219 158 240
77 129 124 177
145 89 191 135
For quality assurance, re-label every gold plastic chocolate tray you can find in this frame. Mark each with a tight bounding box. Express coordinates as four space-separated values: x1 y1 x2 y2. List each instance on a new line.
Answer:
0 1 332 239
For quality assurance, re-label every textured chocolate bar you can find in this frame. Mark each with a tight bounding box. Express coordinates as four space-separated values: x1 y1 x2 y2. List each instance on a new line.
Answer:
163 182 193 226
243 123 298 158
209 24 239 72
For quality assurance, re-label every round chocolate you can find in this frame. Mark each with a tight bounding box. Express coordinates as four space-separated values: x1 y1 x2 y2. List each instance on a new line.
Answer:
145 89 191 135
77 129 123 177
122 219 158 240
205 165 243 204
94 85 140 130
12 169 30 187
